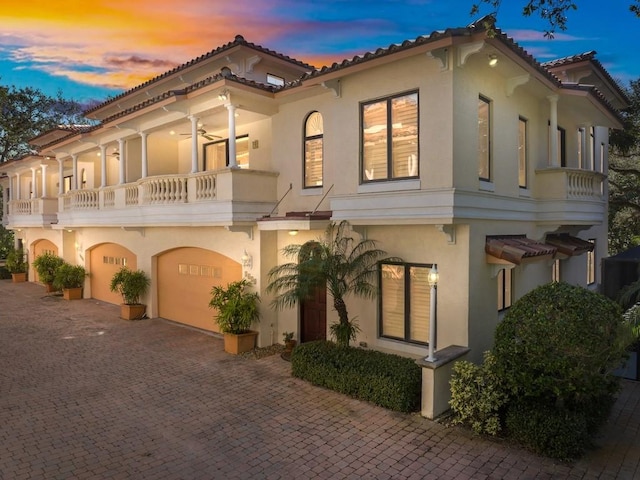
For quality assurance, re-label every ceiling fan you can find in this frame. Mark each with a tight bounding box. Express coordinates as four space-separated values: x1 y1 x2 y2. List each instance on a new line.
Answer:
180 127 221 141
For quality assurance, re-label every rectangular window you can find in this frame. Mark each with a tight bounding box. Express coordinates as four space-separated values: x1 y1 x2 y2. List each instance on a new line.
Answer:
518 117 527 188
497 268 512 311
63 176 72 193
478 96 491 181
552 259 561 282
204 135 249 170
577 128 585 169
599 142 605 173
587 239 596 285
362 91 418 182
590 127 596 170
379 262 432 344
548 123 566 167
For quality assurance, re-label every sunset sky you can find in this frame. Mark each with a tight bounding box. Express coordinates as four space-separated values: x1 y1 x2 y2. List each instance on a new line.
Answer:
0 1 638 104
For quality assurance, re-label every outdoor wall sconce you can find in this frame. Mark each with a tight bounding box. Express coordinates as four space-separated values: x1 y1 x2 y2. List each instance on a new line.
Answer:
425 265 439 362
488 54 498 67
241 249 252 269
289 230 298 236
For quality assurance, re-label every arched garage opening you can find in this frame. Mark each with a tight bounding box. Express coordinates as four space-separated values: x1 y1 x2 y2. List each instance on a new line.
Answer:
157 247 242 332
31 239 58 283
89 243 137 305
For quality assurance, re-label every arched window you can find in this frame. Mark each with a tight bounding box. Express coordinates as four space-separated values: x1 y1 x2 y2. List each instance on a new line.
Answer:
304 112 323 188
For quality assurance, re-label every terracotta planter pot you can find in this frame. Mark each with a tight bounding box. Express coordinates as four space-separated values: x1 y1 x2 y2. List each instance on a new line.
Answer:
284 339 298 353
120 304 147 320
63 287 83 300
45 283 57 293
11 272 27 283
223 331 259 355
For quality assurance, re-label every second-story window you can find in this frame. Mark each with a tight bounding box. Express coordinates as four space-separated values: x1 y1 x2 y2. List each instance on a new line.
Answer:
497 268 512 311
478 96 491 181
204 135 249 170
577 128 585 169
549 122 566 167
518 117 528 188
304 112 323 188
361 91 418 183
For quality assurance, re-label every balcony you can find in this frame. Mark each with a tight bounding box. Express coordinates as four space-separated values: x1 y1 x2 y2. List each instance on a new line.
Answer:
533 168 605 200
5 197 59 228
7 169 278 229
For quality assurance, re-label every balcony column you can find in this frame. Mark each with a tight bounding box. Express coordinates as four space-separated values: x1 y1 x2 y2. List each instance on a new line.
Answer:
99 145 107 187
72 154 79 190
15 173 21 199
2 186 8 216
140 131 149 178
41 164 48 197
548 94 559 167
57 158 64 194
226 104 238 168
30 167 37 198
188 115 199 173
118 139 126 184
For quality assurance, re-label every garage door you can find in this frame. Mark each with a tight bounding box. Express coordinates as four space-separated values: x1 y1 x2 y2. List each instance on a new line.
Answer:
89 244 137 305
157 247 241 332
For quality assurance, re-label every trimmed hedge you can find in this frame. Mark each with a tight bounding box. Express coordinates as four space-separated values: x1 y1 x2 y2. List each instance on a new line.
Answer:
291 341 422 412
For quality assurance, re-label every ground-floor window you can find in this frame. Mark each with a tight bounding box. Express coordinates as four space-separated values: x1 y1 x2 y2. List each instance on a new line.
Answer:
552 259 561 283
498 268 512 311
587 239 596 285
379 262 433 344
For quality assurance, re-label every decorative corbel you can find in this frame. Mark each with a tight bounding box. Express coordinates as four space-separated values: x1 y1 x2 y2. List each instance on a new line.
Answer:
226 225 254 240
435 224 456 245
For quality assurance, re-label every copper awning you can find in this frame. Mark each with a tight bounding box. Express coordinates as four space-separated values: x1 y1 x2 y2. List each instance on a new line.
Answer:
486 236 557 265
545 234 594 257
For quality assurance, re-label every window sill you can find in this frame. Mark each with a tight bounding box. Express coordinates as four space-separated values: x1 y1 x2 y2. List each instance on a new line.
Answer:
300 187 323 196
479 180 494 192
358 179 420 194
519 187 530 197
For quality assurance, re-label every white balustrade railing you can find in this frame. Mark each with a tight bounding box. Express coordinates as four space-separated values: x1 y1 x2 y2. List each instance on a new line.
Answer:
125 185 139 206
194 172 217 201
70 190 99 210
103 188 115 208
10 200 32 215
566 170 601 198
142 175 187 204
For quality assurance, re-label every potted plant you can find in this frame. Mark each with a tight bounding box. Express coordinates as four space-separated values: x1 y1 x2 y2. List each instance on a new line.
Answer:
32 252 65 292
209 278 260 354
109 267 151 320
6 248 28 283
53 262 87 300
282 331 297 353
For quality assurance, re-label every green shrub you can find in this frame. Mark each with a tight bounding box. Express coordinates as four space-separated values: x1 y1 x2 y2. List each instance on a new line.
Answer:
505 400 589 460
449 351 508 435
494 282 628 404
0 265 11 279
291 341 421 412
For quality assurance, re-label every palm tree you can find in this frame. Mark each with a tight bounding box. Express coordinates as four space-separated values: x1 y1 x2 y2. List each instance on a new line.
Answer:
267 220 399 347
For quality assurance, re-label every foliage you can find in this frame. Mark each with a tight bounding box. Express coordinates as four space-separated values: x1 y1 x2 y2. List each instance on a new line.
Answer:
282 331 295 343
52 262 87 290
267 221 399 347
449 352 508 435
622 303 640 349
291 341 422 412
6 247 27 273
0 192 13 258
209 279 260 334
505 400 589 460
109 267 150 305
494 282 630 404
470 1 639 38
0 83 90 163
329 317 361 347
609 79 640 255
32 252 65 284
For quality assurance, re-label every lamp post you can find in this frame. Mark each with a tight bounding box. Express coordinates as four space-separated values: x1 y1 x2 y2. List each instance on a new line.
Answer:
426 265 438 362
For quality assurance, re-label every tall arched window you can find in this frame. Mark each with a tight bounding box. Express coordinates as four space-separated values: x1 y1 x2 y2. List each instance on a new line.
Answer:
304 111 323 188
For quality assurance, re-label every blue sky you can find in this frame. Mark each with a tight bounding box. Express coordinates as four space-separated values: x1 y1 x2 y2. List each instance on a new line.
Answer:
0 1 638 104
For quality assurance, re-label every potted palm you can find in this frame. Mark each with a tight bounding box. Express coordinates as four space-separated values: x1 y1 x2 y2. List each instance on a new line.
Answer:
109 267 151 320
32 252 65 292
209 279 260 354
53 262 87 300
6 248 28 283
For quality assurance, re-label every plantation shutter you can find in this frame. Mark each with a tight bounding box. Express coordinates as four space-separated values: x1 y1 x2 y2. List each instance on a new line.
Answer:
409 266 430 342
381 264 404 338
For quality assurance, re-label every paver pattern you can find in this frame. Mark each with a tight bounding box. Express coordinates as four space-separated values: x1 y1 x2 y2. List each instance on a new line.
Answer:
1 280 639 480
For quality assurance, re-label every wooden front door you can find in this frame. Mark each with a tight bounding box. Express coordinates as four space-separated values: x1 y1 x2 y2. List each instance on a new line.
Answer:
301 283 327 342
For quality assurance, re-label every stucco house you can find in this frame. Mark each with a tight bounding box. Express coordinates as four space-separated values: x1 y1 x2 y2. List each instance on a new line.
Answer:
0 17 628 418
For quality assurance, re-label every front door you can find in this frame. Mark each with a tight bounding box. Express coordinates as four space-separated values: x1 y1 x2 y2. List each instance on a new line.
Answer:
300 283 327 342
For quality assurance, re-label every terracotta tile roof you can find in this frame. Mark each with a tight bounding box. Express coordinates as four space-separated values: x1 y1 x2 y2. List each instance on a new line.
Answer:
545 234 594 257
486 236 557 265
542 50 631 107
84 34 314 116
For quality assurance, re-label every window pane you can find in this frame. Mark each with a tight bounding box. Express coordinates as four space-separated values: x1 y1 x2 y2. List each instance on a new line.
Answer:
205 141 227 170
409 266 430 342
518 118 527 188
391 93 419 178
304 113 323 188
236 136 249 169
478 97 490 180
363 100 388 181
381 264 405 338
587 239 596 284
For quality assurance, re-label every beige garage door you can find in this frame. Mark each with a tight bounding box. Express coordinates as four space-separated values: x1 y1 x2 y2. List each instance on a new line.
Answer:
157 247 241 332
89 244 137 305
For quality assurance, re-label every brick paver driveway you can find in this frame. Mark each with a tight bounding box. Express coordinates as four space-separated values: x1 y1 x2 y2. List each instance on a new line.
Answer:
1 280 639 479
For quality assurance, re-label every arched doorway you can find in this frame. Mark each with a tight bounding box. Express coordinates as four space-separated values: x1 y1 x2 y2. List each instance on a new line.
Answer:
299 242 327 342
